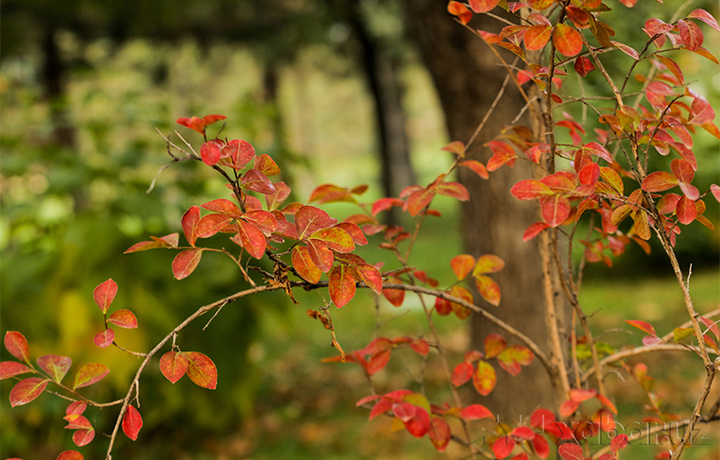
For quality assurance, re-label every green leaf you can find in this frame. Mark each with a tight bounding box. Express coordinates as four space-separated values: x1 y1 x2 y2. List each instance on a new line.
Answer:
673 327 695 343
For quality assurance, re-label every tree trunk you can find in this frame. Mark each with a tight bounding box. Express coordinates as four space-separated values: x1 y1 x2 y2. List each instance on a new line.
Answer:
348 1 416 224
402 0 565 419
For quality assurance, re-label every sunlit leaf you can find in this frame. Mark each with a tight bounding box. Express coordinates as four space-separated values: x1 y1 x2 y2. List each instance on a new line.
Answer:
626 319 657 336
159 351 189 384
107 309 138 329
511 179 553 200
73 363 109 390
450 254 475 280
484 333 507 358
492 436 516 459
56 450 84 460
329 264 357 308
553 23 583 57
200 140 222 166
185 351 218 389
469 0 500 13
497 345 534 375
122 405 143 441
93 279 118 314
475 275 501 306
447 1 472 25
10 377 48 406
540 195 571 227
459 404 493 420
93 329 115 348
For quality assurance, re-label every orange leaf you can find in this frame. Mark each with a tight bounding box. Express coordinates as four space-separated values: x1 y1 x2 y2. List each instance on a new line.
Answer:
497 345 534 375
329 264 357 308
484 333 507 358
185 351 218 389
236 220 267 259
107 309 138 329
159 351 189 384
469 0 500 13
10 377 49 406
93 279 118 314
57 451 84 460
553 23 583 57
73 363 109 390
676 196 697 224
525 24 552 50
540 194 571 227
447 1 472 25
181 206 201 246
626 319 657 336
459 160 489 179
172 249 203 280
450 254 475 280
474 254 505 275
459 404 493 420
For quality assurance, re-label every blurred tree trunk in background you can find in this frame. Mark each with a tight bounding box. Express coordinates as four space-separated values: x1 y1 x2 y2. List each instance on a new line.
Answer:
402 0 564 419
348 0 415 223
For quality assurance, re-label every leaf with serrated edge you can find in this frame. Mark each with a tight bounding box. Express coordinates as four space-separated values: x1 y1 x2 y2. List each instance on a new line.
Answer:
4 331 31 364
73 363 109 390
10 377 49 406
185 352 217 389
37 355 72 384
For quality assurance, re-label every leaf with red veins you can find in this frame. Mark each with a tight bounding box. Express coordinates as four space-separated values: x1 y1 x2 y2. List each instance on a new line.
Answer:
36 355 71 384
469 0 499 13
678 19 704 51
355 263 383 295
172 248 203 280
93 329 115 348
182 206 201 246
160 351 189 384
93 278 118 314
10 377 49 406
292 246 322 283
122 405 143 441
540 195 571 227
484 333 507 358
221 139 255 169
329 264 357 308
241 169 275 195
553 23 583 57
473 360 497 396
73 363 109 390
107 309 138 329
4 331 31 364
242 210 278 234
525 24 552 50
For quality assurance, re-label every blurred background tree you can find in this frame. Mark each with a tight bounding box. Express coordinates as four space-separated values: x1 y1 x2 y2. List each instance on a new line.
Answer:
1 0 717 458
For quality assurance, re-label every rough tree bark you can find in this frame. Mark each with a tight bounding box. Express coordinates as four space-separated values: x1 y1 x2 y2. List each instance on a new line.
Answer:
402 0 567 419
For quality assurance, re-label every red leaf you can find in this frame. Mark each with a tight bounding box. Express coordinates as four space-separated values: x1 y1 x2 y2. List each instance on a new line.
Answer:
196 213 235 238
241 168 275 195
172 249 203 280
93 329 115 348
201 199 241 215
410 339 429 356
511 426 536 441
434 181 469 201
511 179 553 200
406 187 435 216
176 116 206 134
72 428 95 447
656 55 684 84
254 153 281 176
369 398 393 420
202 114 226 126
469 0 500 13
383 278 405 307
124 233 179 253
236 220 267 259
533 434 550 458
574 56 595 77
531 408 556 429
447 2 472 25
486 140 518 171
10 377 48 407
63 413 92 430
460 160 490 179
159 351 189 384
185 351 218 389
473 360 497 396
688 9 720 32
73 363 109 390
553 23 583 57
493 436 516 459
540 195 571 227
451 362 473 387
525 25 552 50
497 345 534 375
182 206 201 246
36 355 71 384
559 399 580 417
558 443 585 460
429 416 451 452
0 361 34 379
611 433 629 452
596 393 618 414
329 264 356 308
459 404 493 420
57 451 84 460
200 140 222 166
4 331 31 364
393 402 416 422
523 222 550 241
355 263 383 295
310 227 355 253
295 205 336 239
434 297 452 315
450 254 475 280
403 407 431 438
223 139 255 169
107 309 138 329
484 333 507 358
292 246 322 283
626 319 657 336
93 279 118 314
306 239 334 272
122 405 143 441
676 196 697 224
678 19 703 51
570 388 597 402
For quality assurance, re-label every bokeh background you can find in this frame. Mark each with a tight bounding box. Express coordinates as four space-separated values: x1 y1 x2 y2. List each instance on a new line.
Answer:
1 1 718 459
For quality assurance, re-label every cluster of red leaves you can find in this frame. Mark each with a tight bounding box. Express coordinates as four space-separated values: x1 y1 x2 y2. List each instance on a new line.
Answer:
92 278 138 348
627 316 720 353
1 331 110 451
